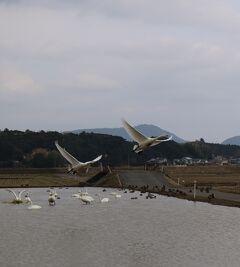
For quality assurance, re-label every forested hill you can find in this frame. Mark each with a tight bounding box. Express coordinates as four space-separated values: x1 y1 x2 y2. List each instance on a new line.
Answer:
222 136 240 146
1 129 240 168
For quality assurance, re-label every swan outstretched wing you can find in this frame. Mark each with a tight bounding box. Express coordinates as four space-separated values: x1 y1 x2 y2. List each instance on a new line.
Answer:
85 155 102 165
6 189 18 200
55 141 81 166
122 119 147 143
155 135 173 143
162 136 173 142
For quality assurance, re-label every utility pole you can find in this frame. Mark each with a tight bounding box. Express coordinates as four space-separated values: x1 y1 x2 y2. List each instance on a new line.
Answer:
117 174 122 188
100 162 103 172
193 180 197 200
107 165 112 174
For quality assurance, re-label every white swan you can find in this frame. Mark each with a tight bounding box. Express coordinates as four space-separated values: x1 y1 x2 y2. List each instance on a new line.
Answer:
122 119 172 154
72 189 89 199
78 191 94 204
55 141 102 174
80 195 94 204
25 196 42 210
6 189 28 203
110 192 121 198
48 192 56 206
72 190 87 199
97 194 109 203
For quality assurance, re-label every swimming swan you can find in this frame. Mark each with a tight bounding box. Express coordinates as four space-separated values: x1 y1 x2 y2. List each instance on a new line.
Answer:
79 191 94 204
122 119 172 154
55 141 102 174
110 192 121 198
48 192 56 206
96 194 109 203
25 196 42 210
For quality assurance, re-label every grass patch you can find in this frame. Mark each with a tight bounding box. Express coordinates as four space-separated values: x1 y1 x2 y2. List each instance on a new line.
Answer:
164 165 240 188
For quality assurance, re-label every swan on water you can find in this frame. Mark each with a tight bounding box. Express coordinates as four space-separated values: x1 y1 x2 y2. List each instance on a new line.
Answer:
122 119 172 154
72 189 89 199
96 194 109 203
78 190 94 204
71 190 88 199
55 141 102 174
48 192 56 206
110 192 121 198
6 189 28 203
79 194 94 204
25 195 42 210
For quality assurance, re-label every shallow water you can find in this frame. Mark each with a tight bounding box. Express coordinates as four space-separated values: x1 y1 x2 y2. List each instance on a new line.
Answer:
0 187 240 267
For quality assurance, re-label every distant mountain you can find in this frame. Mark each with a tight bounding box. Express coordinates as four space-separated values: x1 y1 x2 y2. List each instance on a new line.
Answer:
70 124 186 143
222 136 240 146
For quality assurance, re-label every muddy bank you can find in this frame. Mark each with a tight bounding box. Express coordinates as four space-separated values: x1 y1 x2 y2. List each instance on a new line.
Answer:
147 189 240 208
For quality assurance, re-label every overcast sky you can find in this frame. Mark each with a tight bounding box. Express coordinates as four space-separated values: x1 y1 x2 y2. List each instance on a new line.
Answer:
1 0 240 143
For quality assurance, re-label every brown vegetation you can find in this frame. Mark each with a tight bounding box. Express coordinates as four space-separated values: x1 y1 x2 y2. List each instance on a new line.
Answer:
0 168 88 188
0 167 107 188
164 165 240 187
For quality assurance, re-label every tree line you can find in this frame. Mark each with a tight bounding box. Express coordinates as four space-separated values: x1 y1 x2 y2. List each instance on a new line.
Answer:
1 129 240 168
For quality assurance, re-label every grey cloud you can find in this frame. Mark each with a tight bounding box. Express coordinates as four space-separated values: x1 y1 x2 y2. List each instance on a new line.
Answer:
1 1 240 142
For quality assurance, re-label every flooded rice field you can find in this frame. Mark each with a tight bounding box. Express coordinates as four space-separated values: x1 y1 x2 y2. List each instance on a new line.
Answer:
0 187 240 267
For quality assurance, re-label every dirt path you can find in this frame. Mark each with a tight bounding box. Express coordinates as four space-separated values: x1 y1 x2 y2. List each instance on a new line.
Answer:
118 170 173 188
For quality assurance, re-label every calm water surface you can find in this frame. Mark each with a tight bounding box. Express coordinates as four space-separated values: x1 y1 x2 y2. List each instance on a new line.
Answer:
0 187 240 267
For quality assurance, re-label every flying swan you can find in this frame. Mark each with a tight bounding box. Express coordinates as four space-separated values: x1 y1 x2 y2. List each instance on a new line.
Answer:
122 119 172 154
55 141 102 174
